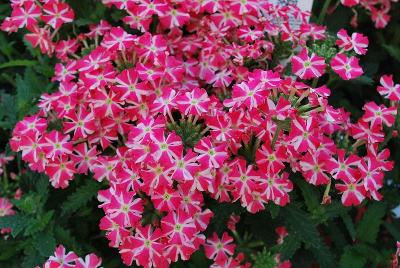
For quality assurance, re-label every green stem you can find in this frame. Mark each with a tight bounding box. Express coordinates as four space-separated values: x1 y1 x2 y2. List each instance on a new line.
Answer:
317 0 333 25
311 78 319 88
246 241 265 248
271 125 282 150
3 164 8 193
321 179 331 204
231 230 242 244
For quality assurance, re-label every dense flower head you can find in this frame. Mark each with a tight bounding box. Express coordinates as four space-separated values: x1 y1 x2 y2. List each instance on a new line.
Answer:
1 0 398 267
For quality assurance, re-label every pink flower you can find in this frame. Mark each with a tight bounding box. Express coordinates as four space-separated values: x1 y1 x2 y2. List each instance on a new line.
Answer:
227 159 260 206
299 151 330 185
106 191 143 227
223 80 269 109
10 1 41 29
371 8 391 29
325 149 360 181
42 130 73 160
194 137 228 168
204 232 236 263
119 225 168 268
340 0 359 7
41 0 75 29
330 54 363 80
150 131 183 162
99 215 130 248
46 245 78 268
101 26 136 51
291 48 326 80
25 25 54 55
362 102 397 128
275 226 289 245
63 109 96 140
161 209 197 244
45 156 76 188
288 116 319 153
377 75 400 101
336 29 369 55
159 7 190 28
151 186 181 212
0 198 15 217
351 120 384 144
335 177 366 206
75 253 102 268
176 88 210 116
137 33 167 63
259 171 292 207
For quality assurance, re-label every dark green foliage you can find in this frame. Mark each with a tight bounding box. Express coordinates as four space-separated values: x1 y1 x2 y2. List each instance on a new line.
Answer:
61 179 102 216
356 202 387 244
274 232 302 260
0 173 107 267
252 248 278 268
282 205 336 268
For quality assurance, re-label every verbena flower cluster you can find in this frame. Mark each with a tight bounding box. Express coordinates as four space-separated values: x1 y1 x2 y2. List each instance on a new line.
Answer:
1 0 399 267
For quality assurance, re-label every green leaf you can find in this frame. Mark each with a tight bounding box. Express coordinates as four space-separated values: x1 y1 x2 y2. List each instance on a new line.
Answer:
295 178 320 213
275 232 302 260
15 74 35 116
35 174 49 202
54 226 82 255
266 203 280 219
384 221 400 241
252 248 278 268
13 193 43 214
323 201 349 219
341 214 356 241
36 232 56 257
350 76 374 86
352 243 384 266
0 214 30 237
382 44 400 62
0 240 20 261
210 202 244 235
282 205 336 268
356 202 386 244
22 247 44 268
339 246 367 268
61 179 101 216
24 210 54 236
0 92 17 128
0 60 37 69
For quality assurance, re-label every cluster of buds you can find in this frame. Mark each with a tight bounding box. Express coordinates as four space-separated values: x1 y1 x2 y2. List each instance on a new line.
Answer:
1 0 399 267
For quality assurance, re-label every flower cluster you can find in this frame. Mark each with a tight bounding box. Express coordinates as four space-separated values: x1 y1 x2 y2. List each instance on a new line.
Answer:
339 0 397 28
1 0 75 55
2 0 399 267
39 245 102 268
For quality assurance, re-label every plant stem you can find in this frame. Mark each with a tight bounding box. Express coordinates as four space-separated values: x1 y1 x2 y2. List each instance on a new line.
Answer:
321 179 331 204
3 164 8 193
318 0 333 25
271 125 282 150
311 78 319 88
